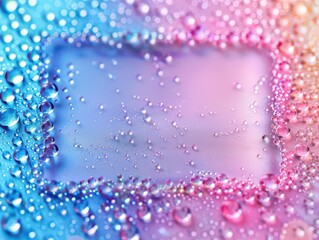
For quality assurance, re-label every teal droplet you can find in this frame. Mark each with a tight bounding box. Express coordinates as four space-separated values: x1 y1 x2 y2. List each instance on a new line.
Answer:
0 108 19 127
1 214 22 235
5 68 24 85
13 148 29 164
0 88 15 103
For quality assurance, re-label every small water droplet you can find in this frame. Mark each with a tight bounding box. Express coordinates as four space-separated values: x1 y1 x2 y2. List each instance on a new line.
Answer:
234 82 242 90
262 135 270 144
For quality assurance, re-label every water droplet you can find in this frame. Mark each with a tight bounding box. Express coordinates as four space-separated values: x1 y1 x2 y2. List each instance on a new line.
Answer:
6 190 23 208
183 13 197 29
41 84 58 99
82 220 98 237
292 2 308 17
203 177 215 189
10 165 21 178
260 173 279 193
1 214 21 235
261 210 276 225
276 125 291 139
234 82 242 90
294 143 310 160
173 76 180 84
1 88 15 103
278 42 295 57
172 206 192 226
5 68 24 85
262 135 270 144
221 200 243 223
114 207 127 223
0 108 19 127
119 224 140 240
221 228 234 239
135 2 150 15
301 51 317 66
1 0 18 13
74 200 90 217
13 148 29 164
39 102 54 114
280 220 313 240
137 205 152 223
192 144 199 151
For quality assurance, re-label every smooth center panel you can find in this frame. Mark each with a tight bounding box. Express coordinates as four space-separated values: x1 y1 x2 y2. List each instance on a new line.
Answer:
45 44 280 182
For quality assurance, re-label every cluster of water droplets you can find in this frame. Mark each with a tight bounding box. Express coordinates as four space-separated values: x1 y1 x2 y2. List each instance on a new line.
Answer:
0 0 317 239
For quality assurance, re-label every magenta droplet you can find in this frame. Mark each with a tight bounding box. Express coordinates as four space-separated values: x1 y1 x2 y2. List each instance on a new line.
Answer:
221 200 243 223
260 173 279 193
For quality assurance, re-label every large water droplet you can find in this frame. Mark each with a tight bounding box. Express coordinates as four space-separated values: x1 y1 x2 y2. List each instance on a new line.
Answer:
280 220 313 240
221 228 234 239
260 173 279 193
221 200 243 223
1 88 15 103
137 205 152 223
119 224 140 240
82 220 98 237
39 101 54 114
5 68 24 85
1 0 18 13
40 83 58 99
0 108 19 127
172 206 193 226
6 190 23 208
13 148 29 164
294 143 311 160
74 200 90 217
1 214 22 235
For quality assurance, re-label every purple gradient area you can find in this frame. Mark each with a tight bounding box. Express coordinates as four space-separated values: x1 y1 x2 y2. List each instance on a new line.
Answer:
45 43 280 183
